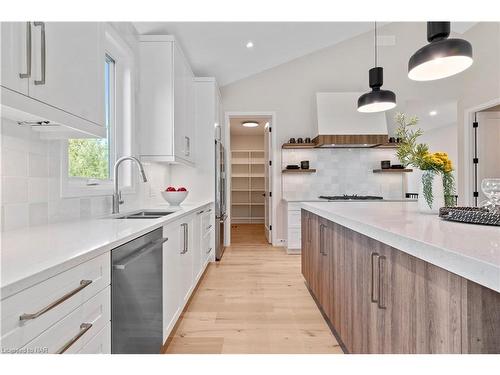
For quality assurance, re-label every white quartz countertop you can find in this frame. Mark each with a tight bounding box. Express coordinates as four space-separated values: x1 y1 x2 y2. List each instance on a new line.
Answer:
1 201 213 299
301 201 500 292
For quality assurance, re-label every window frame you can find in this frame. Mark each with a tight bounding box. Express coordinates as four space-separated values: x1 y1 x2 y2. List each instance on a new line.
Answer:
61 25 136 198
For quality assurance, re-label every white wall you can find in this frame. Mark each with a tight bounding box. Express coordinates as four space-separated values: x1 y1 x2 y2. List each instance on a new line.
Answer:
457 23 500 205
230 135 264 151
221 22 500 242
406 123 458 194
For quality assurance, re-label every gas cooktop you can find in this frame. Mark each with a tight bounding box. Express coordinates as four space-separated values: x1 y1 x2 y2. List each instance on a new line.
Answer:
319 195 384 201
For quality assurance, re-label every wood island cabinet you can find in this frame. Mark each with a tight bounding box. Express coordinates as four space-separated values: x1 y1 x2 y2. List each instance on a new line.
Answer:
301 209 500 354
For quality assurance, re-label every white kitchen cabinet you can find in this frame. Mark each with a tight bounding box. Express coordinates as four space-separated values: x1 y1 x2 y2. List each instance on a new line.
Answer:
0 21 106 138
179 217 194 304
22 287 110 354
162 221 181 341
285 202 302 253
139 35 195 165
1 22 30 95
28 22 105 127
161 205 213 342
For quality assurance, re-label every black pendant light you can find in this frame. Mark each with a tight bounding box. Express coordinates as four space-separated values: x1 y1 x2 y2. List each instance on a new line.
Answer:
357 22 397 113
408 22 473 81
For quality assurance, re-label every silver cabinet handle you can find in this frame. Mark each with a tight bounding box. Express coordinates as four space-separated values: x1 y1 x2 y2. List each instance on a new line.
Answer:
378 255 387 309
206 247 212 254
19 280 92 321
180 223 188 254
56 323 92 354
19 22 32 78
33 22 45 85
113 237 168 270
371 252 380 303
206 224 212 230
196 210 205 215
185 136 190 156
319 223 327 256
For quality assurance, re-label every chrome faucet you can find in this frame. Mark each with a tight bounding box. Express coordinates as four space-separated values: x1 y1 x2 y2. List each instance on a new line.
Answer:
112 156 148 214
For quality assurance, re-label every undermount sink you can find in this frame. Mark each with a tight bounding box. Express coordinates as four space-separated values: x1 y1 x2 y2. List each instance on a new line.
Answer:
115 211 174 219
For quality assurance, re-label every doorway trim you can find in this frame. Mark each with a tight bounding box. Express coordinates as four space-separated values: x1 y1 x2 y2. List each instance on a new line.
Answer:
462 97 500 206
224 111 278 247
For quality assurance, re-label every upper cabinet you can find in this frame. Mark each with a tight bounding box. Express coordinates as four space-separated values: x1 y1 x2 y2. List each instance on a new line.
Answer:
0 22 106 138
139 35 195 166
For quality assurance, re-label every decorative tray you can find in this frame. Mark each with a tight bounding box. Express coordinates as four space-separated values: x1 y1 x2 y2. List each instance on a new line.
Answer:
439 206 500 227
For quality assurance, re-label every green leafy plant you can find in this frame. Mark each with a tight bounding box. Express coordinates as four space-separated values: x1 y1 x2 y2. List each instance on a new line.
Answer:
394 112 456 208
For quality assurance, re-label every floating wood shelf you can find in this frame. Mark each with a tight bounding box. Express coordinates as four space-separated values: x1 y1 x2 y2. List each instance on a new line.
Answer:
373 168 413 173
282 143 316 149
375 143 402 149
282 169 317 174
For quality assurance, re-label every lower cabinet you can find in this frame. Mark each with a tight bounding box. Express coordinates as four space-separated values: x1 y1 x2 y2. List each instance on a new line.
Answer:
301 209 500 354
161 204 213 343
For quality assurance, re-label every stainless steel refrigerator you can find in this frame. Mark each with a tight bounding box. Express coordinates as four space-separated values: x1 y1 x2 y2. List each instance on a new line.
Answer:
215 140 227 260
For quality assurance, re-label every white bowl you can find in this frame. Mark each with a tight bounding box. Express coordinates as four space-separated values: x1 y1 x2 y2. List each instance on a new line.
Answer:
161 190 188 206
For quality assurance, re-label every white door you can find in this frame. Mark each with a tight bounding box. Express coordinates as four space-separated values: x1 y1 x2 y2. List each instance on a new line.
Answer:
1 22 30 95
162 223 180 341
173 44 195 163
179 218 194 305
477 111 500 203
264 122 273 243
28 22 104 126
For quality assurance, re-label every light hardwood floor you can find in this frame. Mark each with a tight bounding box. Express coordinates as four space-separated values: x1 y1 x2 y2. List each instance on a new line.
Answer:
163 224 343 354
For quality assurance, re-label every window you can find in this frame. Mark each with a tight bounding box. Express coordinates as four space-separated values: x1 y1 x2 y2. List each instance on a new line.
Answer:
68 55 115 181
61 26 135 198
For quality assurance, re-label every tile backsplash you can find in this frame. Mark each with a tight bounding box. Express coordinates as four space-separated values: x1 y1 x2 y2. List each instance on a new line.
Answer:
282 148 405 200
0 118 143 231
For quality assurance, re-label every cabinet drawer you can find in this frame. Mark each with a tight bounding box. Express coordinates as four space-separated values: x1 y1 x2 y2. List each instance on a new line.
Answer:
288 210 301 226
22 286 110 354
203 231 213 259
1 252 110 350
77 322 110 354
201 210 213 237
288 227 301 249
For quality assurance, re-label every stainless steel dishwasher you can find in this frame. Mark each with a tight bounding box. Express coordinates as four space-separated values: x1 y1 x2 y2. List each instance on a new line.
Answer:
111 228 167 353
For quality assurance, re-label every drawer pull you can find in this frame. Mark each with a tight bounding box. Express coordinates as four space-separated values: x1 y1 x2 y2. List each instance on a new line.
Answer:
206 224 212 230
19 280 93 321
371 252 380 303
378 255 387 309
56 323 93 354
196 210 205 215
206 247 212 254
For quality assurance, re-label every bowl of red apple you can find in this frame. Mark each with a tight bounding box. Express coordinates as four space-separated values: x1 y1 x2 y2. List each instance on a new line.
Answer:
161 186 188 206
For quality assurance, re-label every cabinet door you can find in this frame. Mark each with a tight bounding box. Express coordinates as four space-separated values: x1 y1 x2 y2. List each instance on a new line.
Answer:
318 217 332 319
29 22 104 126
1 22 29 94
328 221 344 334
414 258 462 353
300 210 310 283
162 223 181 341
173 44 195 163
343 228 373 353
192 212 203 282
179 218 194 305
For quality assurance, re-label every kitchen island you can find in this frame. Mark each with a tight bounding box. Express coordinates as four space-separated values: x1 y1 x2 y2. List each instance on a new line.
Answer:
300 201 500 354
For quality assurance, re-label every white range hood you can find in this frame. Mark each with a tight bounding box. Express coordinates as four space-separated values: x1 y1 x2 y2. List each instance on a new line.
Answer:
314 92 389 147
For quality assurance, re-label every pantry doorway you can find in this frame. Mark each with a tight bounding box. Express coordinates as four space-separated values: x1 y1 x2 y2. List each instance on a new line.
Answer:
226 113 275 246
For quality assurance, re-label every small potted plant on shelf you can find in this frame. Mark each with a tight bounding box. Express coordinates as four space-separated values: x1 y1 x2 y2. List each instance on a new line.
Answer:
394 113 456 214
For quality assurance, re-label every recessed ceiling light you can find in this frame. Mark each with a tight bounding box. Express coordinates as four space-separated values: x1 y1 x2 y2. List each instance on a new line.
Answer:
429 110 437 116
246 41 254 49
242 121 259 128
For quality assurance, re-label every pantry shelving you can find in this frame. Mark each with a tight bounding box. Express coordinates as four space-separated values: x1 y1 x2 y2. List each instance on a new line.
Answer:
231 150 265 224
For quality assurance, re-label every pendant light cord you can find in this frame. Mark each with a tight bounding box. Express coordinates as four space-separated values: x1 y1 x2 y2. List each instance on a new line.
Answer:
374 21 378 67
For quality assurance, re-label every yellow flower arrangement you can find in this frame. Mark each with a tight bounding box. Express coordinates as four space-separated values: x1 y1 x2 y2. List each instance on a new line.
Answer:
394 113 456 207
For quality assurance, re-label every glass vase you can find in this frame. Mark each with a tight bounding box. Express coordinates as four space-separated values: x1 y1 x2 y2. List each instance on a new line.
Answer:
418 170 445 214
